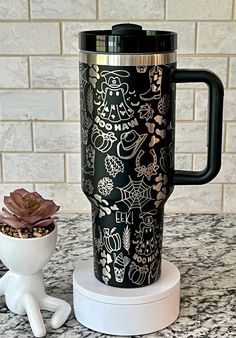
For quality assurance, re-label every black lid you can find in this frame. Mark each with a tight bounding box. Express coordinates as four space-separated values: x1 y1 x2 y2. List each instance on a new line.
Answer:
79 23 177 53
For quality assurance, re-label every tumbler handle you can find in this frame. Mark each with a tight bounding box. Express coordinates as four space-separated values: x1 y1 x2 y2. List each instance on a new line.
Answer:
173 69 224 185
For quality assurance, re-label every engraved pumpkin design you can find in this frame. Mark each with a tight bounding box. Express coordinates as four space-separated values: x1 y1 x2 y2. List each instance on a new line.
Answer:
128 262 149 286
103 227 122 253
91 125 117 153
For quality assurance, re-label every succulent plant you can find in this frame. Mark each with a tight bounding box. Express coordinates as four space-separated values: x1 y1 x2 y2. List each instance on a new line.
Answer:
0 188 59 229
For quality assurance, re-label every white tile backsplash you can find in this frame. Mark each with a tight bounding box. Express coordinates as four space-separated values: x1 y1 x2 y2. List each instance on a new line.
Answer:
66 153 81 183
175 154 193 171
143 22 196 55
175 123 207 153
0 122 32 151
0 0 28 19
64 90 80 120
0 90 62 120
0 23 60 55
0 1 234 213
3 153 64 182
223 185 236 212
167 0 233 20
198 23 236 54
31 57 79 88
195 90 208 121
31 0 96 19
63 21 195 55
194 154 236 183
34 122 80 152
225 123 236 152
35 183 90 213
195 89 236 121
0 57 28 88
176 90 194 120
166 184 222 213
63 22 112 55
99 0 165 20
177 57 228 88
229 57 236 88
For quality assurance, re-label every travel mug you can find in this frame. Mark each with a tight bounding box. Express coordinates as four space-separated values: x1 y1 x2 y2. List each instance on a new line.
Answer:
79 24 223 288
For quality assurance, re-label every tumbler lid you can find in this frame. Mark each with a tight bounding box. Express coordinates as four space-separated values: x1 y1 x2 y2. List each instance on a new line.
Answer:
79 23 177 53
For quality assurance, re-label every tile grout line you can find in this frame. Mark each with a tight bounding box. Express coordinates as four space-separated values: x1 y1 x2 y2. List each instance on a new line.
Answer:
96 0 99 20
64 154 67 182
0 88 69 92
0 152 3 182
194 21 198 54
1 54 235 58
4 149 234 154
0 151 81 154
31 121 35 152
193 89 196 120
0 87 82 90
62 90 65 120
0 87 235 93
0 53 235 57
222 183 225 213
0 119 80 122
0 181 221 187
192 153 196 171
1 180 71 184
0 85 234 90
60 210 236 214
0 119 223 125
231 0 235 20
164 0 167 20
27 57 31 88
0 19 233 23
223 122 227 153
2 179 233 185
59 21 63 55
191 153 194 171
226 56 230 89
28 0 31 20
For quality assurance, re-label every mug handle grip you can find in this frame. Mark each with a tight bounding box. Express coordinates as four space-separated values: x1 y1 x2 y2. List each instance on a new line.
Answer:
172 69 224 185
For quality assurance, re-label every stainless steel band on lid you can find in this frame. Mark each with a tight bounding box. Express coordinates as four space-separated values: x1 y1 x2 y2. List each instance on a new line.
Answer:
80 52 177 66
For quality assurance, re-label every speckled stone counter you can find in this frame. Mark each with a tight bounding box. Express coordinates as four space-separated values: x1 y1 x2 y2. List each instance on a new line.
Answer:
0 214 235 338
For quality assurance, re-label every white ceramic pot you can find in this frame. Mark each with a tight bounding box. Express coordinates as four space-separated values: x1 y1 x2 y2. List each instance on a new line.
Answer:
0 224 57 274
0 224 71 337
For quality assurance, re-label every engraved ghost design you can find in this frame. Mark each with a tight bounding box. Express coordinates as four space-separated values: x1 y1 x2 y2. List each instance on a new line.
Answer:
98 76 134 122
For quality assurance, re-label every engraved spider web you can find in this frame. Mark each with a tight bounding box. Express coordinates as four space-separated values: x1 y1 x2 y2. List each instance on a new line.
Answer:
118 176 153 211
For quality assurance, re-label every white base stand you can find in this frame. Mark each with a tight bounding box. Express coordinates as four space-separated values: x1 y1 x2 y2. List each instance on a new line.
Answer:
73 259 180 336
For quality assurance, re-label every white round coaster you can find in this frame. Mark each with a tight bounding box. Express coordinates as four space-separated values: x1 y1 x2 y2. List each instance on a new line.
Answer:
73 259 180 336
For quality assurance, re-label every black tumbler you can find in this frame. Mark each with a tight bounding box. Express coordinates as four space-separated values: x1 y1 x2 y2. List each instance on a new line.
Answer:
79 24 224 288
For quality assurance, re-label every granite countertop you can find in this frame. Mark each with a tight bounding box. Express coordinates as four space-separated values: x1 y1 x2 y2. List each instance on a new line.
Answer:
0 214 235 338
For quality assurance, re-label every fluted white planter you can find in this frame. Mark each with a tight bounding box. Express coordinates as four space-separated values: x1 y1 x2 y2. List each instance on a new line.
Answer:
0 224 71 337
